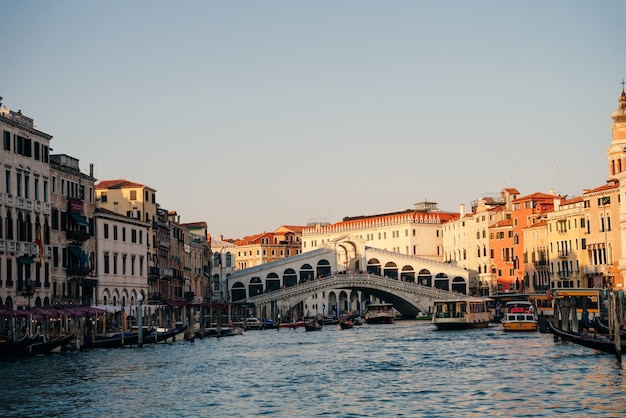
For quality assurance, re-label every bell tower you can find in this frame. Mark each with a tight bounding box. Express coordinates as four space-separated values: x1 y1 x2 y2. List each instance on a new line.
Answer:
607 81 626 179
611 81 626 289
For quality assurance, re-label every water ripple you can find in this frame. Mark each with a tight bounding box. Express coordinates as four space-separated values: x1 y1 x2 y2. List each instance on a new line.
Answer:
2 321 626 417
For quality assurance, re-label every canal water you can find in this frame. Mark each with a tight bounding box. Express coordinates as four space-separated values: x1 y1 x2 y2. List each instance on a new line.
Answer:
2 321 625 417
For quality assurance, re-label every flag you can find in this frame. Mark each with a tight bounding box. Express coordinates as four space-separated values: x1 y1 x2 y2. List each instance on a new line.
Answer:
34 226 43 260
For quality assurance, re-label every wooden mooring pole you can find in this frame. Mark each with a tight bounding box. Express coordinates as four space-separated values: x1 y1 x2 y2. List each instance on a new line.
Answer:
611 291 622 362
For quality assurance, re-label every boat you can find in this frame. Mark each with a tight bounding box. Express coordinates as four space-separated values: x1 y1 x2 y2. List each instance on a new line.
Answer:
415 311 432 321
548 320 626 355
2 330 42 357
501 301 538 332
304 320 323 331
364 303 395 324
243 317 262 330
84 334 125 349
146 325 188 343
432 298 492 330
261 318 279 329
593 318 626 337
322 316 339 325
279 320 305 329
339 319 354 330
29 332 75 356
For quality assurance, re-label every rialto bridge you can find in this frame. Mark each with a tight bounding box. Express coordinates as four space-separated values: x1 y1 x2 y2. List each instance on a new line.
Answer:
227 236 470 320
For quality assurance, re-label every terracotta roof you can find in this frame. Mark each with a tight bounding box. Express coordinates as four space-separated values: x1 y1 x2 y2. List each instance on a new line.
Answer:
492 218 514 228
560 196 584 205
234 232 273 246
512 192 559 203
584 182 619 194
95 179 145 190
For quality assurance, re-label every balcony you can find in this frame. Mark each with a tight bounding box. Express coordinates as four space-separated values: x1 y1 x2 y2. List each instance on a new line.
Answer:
66 266 88 277
583 265 606 275
66 230 91 242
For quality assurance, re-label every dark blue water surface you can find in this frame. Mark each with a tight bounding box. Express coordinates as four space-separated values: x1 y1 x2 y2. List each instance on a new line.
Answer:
2 321 625 417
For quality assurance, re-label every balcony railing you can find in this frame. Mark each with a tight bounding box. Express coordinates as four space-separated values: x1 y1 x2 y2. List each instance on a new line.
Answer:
66 266 88 277
583 265 606 275
66 230 91 242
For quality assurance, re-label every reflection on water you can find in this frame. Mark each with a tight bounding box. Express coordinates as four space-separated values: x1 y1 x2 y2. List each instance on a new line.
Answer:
2 321 626 417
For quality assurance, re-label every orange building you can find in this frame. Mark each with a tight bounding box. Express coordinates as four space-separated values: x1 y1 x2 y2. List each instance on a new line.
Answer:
511 192 560 291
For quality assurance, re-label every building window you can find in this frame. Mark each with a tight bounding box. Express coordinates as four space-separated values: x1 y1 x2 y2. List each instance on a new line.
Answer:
130 190 137 200
113 225 118 240
3 131 10 151
104 224 109 239
101 192 107 202
104 253 110 274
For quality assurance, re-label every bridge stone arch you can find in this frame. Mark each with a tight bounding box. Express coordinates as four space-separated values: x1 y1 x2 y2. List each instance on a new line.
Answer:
249 277 263 297
367 258 382 275
434 273 449 291
418 269 432 287
232 282 246 301
266 272 280 292
227 243 470 308
383 261 398 279
246 274 470 319
451 277 467 293
300 263 315 283
401 265 415 282
317 259 332 277
283 268 297 287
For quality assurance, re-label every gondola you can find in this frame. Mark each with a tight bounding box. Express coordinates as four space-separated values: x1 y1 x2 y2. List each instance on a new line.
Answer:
339 319 354 330
29 332 75 356
593 318 626 338
1 331 42 358
304 321 322 332
145 325 188 343
548 321 626 355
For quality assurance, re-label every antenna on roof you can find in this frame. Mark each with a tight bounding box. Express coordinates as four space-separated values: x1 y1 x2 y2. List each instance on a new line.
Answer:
555 164 560 195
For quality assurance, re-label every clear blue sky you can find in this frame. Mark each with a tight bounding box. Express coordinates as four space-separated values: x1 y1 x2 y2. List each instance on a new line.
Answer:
2 1 625 239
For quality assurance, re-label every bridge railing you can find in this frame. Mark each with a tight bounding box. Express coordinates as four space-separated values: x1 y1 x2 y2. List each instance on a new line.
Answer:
244 273 469 305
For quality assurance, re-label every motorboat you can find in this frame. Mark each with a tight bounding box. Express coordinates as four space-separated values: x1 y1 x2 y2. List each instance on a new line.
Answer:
364 303 395 324
501 301 538 332
432 298 492 330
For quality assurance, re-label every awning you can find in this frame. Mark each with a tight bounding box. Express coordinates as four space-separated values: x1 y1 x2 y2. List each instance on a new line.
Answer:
17 256 34 264
68 246 84 260
69 212 89 226
164 300 187 308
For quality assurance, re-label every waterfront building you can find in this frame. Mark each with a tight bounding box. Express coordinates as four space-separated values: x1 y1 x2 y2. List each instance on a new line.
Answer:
93 206 149 306
511 191 560 292
49 154 97 307
0 101 53 309
581 181 622 289
443 190 515 295
165 211 187 302
302 201 458 264
94 179 160 300
181 221 211 304
209 234 236 302
545 196 587 289
234 225 303 270
522 216 550 293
